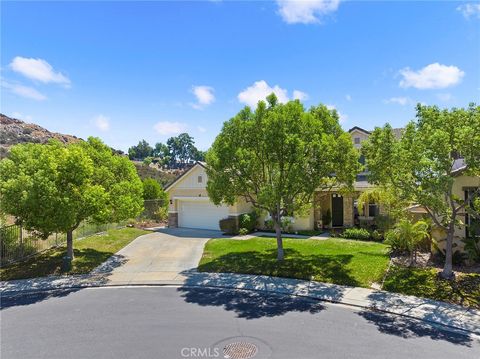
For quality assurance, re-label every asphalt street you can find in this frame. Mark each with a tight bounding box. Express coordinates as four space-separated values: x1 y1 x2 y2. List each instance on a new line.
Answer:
1 286 478 359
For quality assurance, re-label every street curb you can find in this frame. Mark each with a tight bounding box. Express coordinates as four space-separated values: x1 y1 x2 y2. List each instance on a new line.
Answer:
1 279 479 337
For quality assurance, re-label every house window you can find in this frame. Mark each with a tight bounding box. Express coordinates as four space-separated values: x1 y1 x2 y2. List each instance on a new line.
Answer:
197 176 203 183
354 137 361 145
359 155 365 165
368 203 379 217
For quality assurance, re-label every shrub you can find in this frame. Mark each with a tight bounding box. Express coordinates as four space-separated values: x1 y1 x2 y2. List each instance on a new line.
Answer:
462 236 480 263
238 228 249 236
239 212 257 233
385 219 429 264
219 217 238 235
264 219 274 230
371 229 383 241
281 217 293 232
342 228 371 240
321 209 331 228
375 214 395 234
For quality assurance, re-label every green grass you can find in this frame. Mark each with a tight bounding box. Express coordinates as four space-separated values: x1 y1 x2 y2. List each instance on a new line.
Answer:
383 266 480 309
0 227 149 281
198 237 390 287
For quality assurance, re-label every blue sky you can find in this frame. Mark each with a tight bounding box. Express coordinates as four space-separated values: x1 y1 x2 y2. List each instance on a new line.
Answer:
1 1 479 152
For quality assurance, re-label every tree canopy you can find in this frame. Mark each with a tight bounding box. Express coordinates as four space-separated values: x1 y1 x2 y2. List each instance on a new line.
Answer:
142 178 165 201
206 94 360 260
128 134 205 167
0 138 144 262
362 103 480 278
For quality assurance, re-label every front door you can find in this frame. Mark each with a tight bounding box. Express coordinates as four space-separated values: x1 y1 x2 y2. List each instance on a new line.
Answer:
331 195 344 227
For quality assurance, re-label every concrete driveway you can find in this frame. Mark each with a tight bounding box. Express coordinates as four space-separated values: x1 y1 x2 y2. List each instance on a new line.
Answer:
97 228 222 284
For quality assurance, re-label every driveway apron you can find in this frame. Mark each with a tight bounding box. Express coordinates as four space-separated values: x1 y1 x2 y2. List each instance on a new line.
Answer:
101 228 220 284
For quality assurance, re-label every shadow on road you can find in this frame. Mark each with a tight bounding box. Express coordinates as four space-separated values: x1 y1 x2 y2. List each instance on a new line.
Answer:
178 286 325 319
357 310 475 347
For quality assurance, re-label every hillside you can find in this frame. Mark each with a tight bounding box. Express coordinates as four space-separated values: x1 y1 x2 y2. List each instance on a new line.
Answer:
0 114 81 158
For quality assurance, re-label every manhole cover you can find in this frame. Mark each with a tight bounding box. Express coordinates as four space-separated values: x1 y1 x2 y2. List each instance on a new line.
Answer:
223 341 258 359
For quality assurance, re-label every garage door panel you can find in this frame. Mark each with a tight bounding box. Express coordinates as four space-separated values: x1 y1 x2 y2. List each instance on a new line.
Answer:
178 201 229 230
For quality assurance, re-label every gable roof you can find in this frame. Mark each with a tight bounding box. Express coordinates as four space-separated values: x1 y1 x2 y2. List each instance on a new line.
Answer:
348 126 371 135
164 161 206 192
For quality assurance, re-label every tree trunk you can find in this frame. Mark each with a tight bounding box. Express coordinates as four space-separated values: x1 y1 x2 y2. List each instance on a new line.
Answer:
274 220 284 261
66 230 74 260
441 224 455 280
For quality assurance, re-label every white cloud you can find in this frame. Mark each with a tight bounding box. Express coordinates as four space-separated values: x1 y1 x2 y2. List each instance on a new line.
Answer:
1 80 47 101
10 56 70 86
277 0 341 24
345 94 351 101
93 114 110 131
399 63 465 90
191 85 215 109
153 121 188 135
384 97 410 106
238 80 291 107
457 3 480 19
293 89 309 101
326 104 348 123
197 126 207 133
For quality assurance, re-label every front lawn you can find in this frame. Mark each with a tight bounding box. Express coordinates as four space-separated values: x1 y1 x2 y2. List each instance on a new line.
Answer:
198 237 389 288
383 265 480 309
0 227 149 281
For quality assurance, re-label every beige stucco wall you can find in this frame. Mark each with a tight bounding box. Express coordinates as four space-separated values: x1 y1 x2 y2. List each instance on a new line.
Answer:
430 175 480 254
350 129 370 149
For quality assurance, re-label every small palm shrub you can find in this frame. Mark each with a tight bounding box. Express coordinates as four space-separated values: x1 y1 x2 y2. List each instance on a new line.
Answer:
342 228 371 240
385 219 429 265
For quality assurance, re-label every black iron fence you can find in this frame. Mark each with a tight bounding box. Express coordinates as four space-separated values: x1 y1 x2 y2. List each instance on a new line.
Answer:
0 221 127 267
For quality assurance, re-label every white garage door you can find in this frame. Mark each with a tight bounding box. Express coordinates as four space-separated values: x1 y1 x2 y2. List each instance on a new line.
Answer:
178 200 229 230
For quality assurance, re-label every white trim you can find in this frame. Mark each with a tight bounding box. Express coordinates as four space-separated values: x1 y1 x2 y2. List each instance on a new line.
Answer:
174 196 211 201
165 162 205 192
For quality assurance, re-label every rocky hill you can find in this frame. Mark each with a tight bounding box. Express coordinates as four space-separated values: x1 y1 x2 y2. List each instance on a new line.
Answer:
0 114 81 158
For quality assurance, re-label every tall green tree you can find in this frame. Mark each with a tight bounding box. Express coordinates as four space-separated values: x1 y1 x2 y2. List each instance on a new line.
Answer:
0 138 144 263
142 178 165 200
128 139 153 160
206 94 359 260
167 133 197 166
362 104 480 279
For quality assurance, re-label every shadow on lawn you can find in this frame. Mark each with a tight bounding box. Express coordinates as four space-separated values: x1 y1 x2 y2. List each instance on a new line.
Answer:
197 248 360 287
0 251 128 310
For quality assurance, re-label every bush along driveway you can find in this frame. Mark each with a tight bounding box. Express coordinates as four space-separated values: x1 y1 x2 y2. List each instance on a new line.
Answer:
0 228 150 281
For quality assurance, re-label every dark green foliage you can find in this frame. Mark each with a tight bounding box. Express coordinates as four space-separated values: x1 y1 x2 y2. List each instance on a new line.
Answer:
322 209 332 227
142 178 165 200
462 236 480 263
128 139 153 160
342 228 371 240
219 217 238 235
239 212 257 233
